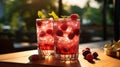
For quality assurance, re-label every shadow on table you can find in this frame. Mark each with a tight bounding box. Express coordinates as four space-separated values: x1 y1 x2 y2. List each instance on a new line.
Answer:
0 62 63 67
29 56 81 67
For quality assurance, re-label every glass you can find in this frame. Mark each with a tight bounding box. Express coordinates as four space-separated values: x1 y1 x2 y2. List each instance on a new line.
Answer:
36 19 54 56
54 18 80 60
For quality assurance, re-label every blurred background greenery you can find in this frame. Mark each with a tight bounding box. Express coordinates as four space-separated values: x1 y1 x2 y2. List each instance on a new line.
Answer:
0 0 115 43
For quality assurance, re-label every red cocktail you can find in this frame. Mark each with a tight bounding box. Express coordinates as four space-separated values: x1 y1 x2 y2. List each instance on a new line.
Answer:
54 15 80 60
36 19 54 56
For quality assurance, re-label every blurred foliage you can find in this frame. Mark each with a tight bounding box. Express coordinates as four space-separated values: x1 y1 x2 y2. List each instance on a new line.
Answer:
82 0 102 25
0 23 3 31
1 0 114 31
0 0 115 42
80 0 114 25
83 7 102 25
4 0 57 31
95 0 114 25
70 6 84 17
10 12 19 31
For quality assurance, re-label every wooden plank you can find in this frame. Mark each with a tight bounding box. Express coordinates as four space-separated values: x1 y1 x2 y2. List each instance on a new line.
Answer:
0 50 38 60
0 62 63 67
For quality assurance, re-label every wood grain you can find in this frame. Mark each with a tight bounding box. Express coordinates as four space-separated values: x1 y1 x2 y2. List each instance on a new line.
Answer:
0 41 120 67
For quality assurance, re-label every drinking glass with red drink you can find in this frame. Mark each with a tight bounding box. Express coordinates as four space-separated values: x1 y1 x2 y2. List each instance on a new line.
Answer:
54 14 80 60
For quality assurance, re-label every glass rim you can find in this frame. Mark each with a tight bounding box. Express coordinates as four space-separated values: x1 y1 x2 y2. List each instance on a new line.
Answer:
36 18 80 21
36 18 53 21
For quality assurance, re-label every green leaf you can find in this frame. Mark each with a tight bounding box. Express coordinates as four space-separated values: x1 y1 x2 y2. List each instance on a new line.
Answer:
49 11 59 20
38 10 46 19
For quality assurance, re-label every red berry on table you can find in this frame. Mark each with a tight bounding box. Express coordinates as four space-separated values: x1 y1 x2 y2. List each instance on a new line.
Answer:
37 20 42 26
68 33 75 39
93 52 98 59
29 54 39 61
82 50 91 57
70 14 79 20
46 29 53 35
56 30 63 36
60 23 68 31
86 53 94 61
86 47 90 51
82 49 85 53
39 31 46 37
73 29 79 35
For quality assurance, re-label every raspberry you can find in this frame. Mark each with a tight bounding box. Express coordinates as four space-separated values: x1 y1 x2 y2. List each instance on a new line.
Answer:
68 33 75 39
39 31 46 37
37 20 42 26
70 14 79 20
86 53 94 61
93 52 98 59
86 47 90 51
56 30 63 36
46 29 53 35
82 49 85 53
29 54 39 61
74 29 79 35
82 50 91 57
60 23 68 31
63 48 69 52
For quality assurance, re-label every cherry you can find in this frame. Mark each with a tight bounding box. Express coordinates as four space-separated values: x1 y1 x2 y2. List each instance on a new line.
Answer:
82 50 91 57
37 20 42 26
68 33 75 39
82 49 85 53
63 48 69 52
70 14 79 20
60 23 68 31
39 31 46 37
86 47 90 51
29 54 39 61
93 52 98 59
46 29 53 35
86 53 94 61
56 30 63 36
74 29 79 36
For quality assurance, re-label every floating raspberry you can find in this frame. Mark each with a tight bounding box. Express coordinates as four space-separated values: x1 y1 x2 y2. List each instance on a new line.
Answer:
70 14 79 20
74 29 79 35
46 29 53 35
37 20 42 26
63 48 69 52
60 23 68 31
93 52 98 59
39 31 46 37
68 33 75 39
56 30 63 36
86 53 94 61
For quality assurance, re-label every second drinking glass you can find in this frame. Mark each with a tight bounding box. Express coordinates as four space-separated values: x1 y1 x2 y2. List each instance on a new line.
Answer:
54 17 80 60
36 19 54 56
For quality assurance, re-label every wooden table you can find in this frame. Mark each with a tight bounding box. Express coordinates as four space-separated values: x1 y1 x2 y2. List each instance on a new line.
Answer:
0 41 120 67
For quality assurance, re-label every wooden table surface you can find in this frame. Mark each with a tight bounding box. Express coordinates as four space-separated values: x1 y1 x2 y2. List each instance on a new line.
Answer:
0 41 120 67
